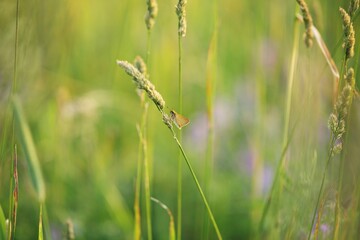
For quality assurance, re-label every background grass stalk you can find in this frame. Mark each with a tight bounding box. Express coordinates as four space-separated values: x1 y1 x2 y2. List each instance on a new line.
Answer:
176 34 183 240
258 14 300 232
137 104 152 240
202 9 218 239
141 5 157 237
38 204 43 240
134 123 143 240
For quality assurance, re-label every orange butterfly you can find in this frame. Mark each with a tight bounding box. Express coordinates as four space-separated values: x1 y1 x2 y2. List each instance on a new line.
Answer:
170 110 190 129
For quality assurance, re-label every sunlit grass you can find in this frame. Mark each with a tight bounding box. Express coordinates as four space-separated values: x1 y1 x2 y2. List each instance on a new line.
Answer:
0 0 359 239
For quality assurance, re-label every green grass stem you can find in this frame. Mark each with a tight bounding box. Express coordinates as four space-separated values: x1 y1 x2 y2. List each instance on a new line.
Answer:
134 123 143 240
172 134 222 240
38 204 43 240
137 104 152 240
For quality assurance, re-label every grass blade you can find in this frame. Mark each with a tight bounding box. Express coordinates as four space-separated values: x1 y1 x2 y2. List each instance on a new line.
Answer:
12 95 46 202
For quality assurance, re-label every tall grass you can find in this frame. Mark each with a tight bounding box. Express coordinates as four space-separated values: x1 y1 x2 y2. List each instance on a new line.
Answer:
2 0 360 239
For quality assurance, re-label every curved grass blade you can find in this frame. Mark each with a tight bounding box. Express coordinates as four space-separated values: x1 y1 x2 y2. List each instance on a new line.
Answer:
151 197 175 240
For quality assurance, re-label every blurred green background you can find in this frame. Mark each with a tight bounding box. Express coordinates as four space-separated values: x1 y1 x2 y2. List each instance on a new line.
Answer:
1 0 360 239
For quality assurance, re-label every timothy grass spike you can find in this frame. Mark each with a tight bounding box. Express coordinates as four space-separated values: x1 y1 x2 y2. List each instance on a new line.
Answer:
145 0 158 30
176 0 187 37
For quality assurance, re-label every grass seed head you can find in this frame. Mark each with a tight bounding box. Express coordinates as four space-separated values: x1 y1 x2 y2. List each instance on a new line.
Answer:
117 60 165 110
145 0 158 30
134 56 148 77
339 8 355 60
176 0 187 37
348 0 359 17
296 0 314 47
345 68 355 88
162 113 174 131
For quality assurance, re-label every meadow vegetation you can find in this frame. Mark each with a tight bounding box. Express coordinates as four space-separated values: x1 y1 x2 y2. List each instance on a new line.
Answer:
0 0 359 239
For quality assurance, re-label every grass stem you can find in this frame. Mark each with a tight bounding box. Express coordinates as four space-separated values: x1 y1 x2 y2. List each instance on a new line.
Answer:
177 33 184 240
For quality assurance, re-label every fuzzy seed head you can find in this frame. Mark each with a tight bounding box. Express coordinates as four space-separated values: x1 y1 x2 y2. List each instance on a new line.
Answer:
145 0 158 30
297 0 314 47
345 68 355 88
176 0 187 37
117 60 165 110
328 113 338 133
340 8 355 60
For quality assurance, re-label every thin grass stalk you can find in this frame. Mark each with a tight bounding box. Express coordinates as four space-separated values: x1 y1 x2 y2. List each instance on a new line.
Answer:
172 135 222 240
142 2 157 237
134 124 143 240
175 1 187 237
38 204 43 240
258 14 300 232
137 108 152 240
135 102 149 240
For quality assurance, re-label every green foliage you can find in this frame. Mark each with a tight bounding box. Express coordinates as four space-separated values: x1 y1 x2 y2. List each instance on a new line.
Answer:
0 0 359 239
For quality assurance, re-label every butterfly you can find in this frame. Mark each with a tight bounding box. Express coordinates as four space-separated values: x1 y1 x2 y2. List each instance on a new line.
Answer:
169 110 190 129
